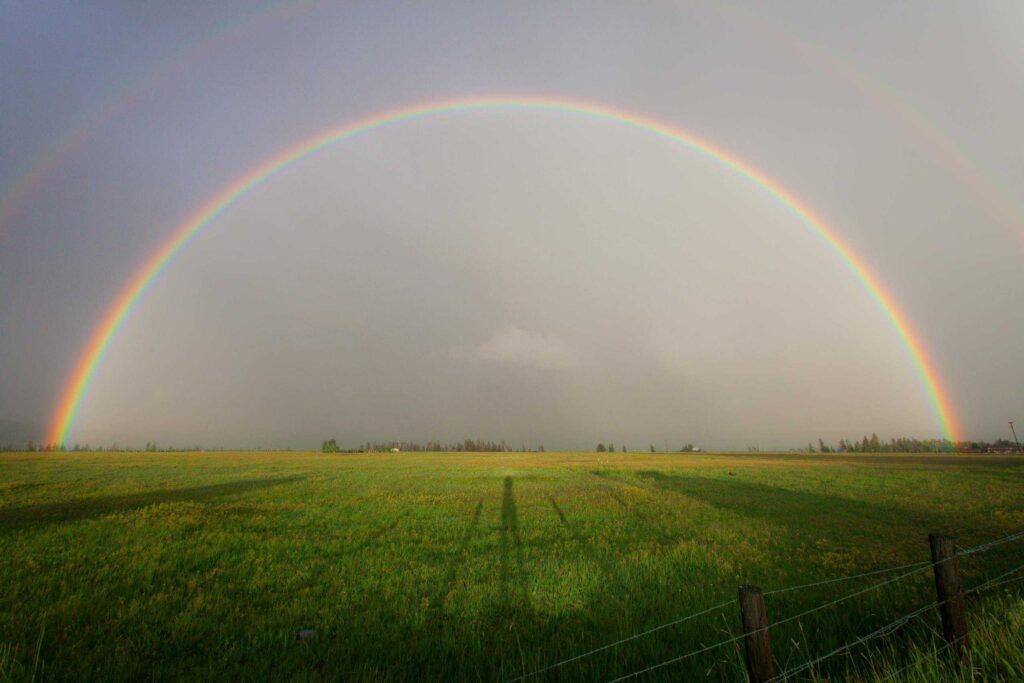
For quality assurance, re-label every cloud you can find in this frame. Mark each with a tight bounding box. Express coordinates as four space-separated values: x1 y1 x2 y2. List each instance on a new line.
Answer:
473 327 578 369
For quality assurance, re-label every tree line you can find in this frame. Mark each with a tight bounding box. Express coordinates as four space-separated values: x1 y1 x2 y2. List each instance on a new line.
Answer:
6 434 1019 454
810 434 1020 453
16 441 206 453
322 438 545 453
596 443 696 452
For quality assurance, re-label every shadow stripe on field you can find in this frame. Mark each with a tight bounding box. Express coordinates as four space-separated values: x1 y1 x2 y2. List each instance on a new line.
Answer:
0 476 305 532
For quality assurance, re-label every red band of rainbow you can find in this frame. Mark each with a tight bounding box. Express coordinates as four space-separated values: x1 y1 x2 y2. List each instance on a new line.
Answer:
47 96 961 445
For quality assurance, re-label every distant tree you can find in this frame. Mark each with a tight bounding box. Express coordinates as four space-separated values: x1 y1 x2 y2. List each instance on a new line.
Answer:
322 438 339 453
26 440 35 452
538 445 545 452
609 444 615 453
818 438 829 454
622 445 627 453
596 443 606 452
807 442 815 453
869 433 881 453
649 444 656 453
861 436 870 453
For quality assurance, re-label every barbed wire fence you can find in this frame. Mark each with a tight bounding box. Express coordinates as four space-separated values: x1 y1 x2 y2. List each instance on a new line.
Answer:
874 562 1024 683
774 558 1024 682
506 528 1024 683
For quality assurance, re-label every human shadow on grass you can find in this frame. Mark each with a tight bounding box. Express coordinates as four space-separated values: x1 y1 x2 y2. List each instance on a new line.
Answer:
0 476 306 533
500 476 528 611
321 487 745 681
330 489 746 682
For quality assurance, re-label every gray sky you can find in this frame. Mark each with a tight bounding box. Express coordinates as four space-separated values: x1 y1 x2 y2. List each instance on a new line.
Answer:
1 1 1022 449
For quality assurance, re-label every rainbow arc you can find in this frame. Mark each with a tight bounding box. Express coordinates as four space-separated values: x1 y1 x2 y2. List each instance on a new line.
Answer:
46 97 961 445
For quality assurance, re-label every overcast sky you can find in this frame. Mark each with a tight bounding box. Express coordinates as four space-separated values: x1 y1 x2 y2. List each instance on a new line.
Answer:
1 1 1022 450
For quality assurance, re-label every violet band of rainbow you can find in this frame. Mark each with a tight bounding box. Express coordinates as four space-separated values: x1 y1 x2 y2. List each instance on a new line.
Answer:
46 96 961 445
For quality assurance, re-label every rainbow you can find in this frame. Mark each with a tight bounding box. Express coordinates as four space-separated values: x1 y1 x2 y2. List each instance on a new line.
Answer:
46 96 962 445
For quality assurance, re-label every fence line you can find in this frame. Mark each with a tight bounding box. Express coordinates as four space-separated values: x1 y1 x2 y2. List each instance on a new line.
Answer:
507 559 932 682
967 560 1024 595
506 528 1024 683
763 559 930 596
505 598 734 682
608 565 940 683
774 559 1024 681
775 601 939 681
958 528 1024 557
604 631 748 683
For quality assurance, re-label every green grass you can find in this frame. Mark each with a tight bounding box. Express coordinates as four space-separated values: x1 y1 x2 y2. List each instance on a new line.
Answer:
1 451 1022 681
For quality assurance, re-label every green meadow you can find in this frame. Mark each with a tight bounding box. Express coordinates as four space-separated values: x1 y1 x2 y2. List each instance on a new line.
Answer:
1 451 1022 681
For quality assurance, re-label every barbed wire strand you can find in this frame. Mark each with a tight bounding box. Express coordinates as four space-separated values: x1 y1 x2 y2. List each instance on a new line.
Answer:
767 527 1024 602
604 631 749 683
508 559 943 681
960 529 1024 556
879 565 1024 682
505 598 734 682
508 528 1024 683
966 561 1024 595
776 602 939 681
764 559 930 597
508 559 935 683
775 560 1024 682
605 566 938 683
602 531 1024 683
769 528 1024 636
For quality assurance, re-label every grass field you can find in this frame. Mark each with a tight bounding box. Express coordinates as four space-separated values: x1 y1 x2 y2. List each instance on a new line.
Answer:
1 450 1022 681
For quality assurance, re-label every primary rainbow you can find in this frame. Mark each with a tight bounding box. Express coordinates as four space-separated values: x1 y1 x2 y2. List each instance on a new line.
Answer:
47 95 962 446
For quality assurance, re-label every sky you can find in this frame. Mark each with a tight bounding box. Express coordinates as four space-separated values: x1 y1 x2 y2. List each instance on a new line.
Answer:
1 1 1022 450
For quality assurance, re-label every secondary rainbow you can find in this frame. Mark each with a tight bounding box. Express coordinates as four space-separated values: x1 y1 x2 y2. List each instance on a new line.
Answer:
5 4 1019 253
714 3 1023 240
46 96 962 446
0 0 323 233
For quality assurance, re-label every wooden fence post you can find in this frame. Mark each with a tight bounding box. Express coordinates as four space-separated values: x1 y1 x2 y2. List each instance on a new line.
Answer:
738 584 774 683
929 533 969 658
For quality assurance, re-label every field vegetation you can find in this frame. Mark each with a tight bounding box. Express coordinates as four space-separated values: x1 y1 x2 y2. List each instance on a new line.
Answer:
1 450 1022 681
